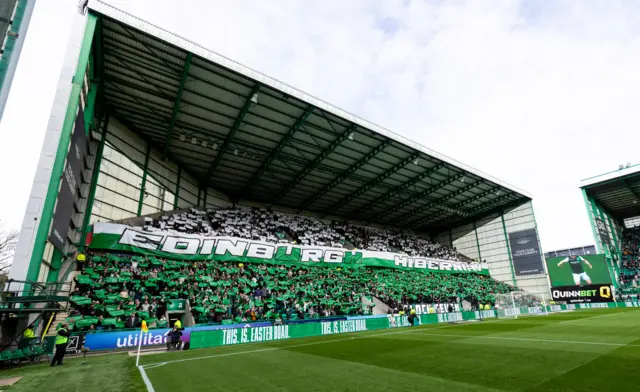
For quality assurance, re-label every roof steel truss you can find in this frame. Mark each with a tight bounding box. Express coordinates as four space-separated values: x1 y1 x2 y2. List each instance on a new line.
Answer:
297 139 392 211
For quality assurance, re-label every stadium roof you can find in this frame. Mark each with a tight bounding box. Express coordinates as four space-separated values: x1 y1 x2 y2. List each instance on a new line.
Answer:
88 0 532 233
581 164 640 221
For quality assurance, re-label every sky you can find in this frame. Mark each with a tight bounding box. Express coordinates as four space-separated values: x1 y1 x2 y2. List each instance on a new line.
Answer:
1 0 640 251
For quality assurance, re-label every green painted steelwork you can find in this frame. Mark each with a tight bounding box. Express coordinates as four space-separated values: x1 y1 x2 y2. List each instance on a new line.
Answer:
352 162 447 217
500 214 517 286
0 0 26 96
80 114 110 249
298 139 392 211
528 200 552 292
24 14 97 286
241 106 314 198
386 173 466 224
622 178 640 201
430 197 526 237
582 189 601 254
207 83 260 180
423 183 496 223
46 251 62 283
606 213 623 287
272 124 356 203
420 186 506 228
84 82 98 134
473 220 482 262
174 167 181 209
163 52 192 159
606 214 623 264
592 199 619 288
137 142 151 216
330 152 420 211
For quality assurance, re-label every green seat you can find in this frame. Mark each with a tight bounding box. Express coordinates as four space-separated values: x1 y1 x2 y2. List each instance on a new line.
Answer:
12 349 25 361
22 347 36 362
0 350 12 362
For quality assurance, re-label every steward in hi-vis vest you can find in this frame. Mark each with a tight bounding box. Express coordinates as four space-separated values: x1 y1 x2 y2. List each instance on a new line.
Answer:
51 322 70 367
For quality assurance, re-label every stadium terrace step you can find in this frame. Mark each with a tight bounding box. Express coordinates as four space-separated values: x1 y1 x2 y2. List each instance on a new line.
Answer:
3 295 69 303
0 308 65 314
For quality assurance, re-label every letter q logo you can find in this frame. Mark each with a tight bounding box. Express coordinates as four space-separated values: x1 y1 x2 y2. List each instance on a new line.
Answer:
599 286 611 298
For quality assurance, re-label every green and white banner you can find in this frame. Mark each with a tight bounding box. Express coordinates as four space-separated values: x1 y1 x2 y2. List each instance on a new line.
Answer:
90 223 488 275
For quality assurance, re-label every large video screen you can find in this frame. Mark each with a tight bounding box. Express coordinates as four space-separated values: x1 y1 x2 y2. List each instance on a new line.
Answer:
545 254 612 287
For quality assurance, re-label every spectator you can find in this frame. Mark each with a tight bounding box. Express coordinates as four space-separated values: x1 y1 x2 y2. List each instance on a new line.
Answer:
125 312 140 329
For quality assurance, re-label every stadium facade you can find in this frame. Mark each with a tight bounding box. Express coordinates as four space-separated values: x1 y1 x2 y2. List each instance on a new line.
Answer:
581 163 640 289
0 0 36 122
10 1 549 296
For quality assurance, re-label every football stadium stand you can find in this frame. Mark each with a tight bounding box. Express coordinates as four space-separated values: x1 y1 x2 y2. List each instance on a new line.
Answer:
63 207 514 332
4 1 547 354
621 226 640 288
581 164 640 295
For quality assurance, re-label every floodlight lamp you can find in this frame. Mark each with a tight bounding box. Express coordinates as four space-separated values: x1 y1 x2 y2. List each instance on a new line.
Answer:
413 158 419 165
347 131 354 141
251 93 259 104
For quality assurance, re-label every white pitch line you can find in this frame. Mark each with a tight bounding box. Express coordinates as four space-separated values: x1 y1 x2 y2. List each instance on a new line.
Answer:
140 322 476 371
138 366 156 392
139 318 515 373
410 331 640 347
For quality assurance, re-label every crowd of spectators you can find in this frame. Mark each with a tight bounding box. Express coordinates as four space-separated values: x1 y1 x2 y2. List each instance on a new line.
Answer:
142 207 460 261
621 226 640 288
64 207 511 332
67 253 512 332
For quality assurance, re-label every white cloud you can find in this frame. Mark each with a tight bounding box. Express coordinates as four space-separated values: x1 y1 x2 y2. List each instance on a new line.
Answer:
2 0 639 251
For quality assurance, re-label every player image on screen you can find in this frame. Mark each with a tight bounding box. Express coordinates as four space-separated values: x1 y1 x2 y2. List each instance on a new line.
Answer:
557 255 593 286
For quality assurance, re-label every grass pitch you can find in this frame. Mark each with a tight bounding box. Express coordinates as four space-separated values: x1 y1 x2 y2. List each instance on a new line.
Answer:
3 308 640 391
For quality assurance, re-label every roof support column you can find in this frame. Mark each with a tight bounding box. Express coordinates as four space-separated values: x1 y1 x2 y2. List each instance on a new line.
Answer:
174 167 181 210
80 113 110 249
606 214 622 264
592 199 619 288
138 142 151 216
501 213 517 286
473 220 482 262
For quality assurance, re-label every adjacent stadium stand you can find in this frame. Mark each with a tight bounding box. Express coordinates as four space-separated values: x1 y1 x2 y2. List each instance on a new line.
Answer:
621 226 640 288
581 164 640 295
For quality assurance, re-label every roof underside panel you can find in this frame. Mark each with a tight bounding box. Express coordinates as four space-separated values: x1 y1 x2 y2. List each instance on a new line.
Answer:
95 10 531 233
584 172 640 220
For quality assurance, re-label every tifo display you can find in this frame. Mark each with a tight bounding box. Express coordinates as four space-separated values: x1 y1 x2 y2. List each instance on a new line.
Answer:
59 207 514 333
